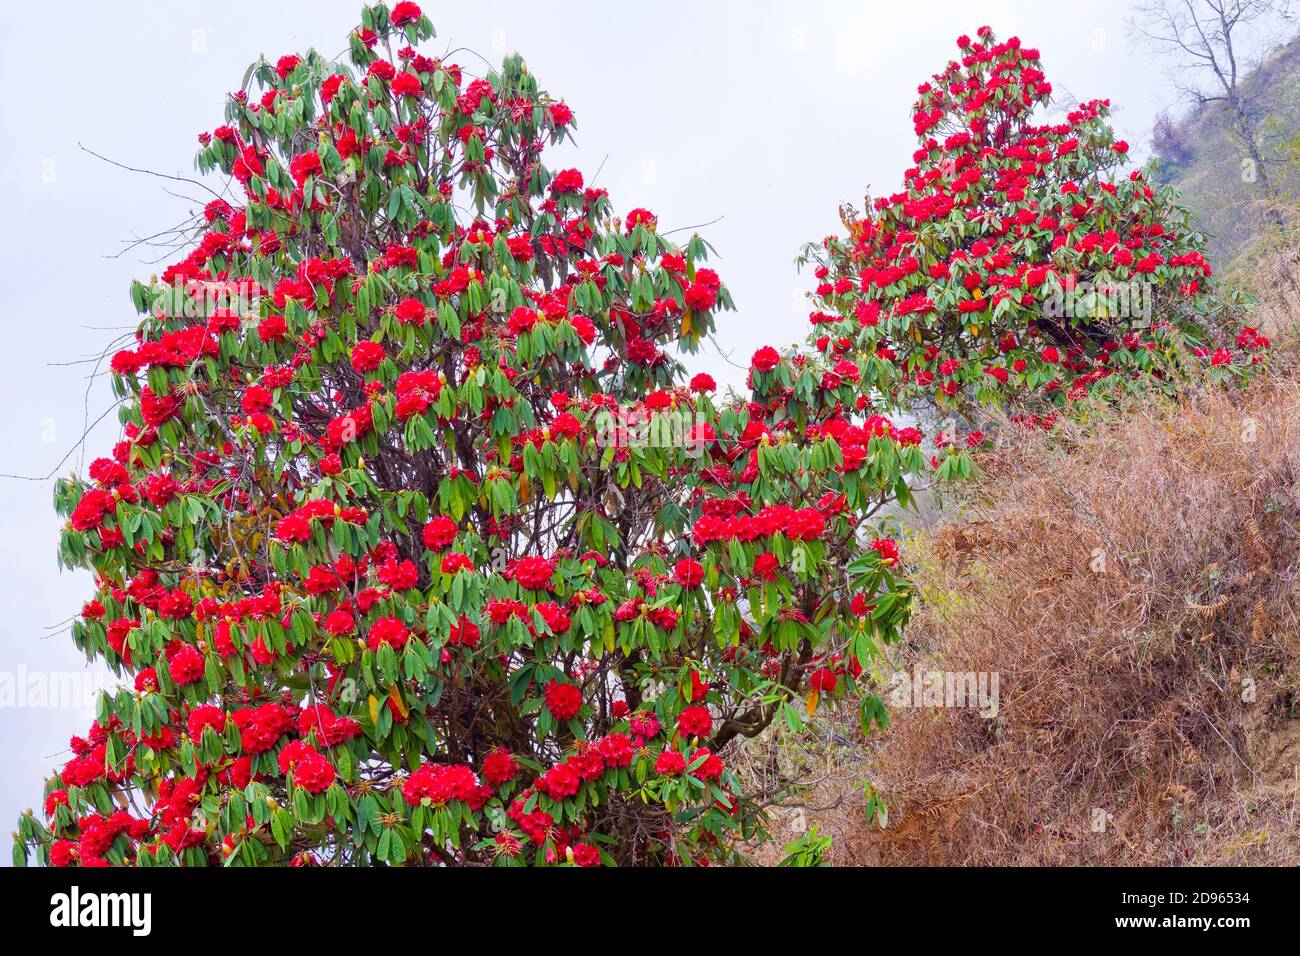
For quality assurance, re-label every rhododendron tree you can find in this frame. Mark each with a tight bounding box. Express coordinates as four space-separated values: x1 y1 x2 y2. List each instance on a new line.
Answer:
14 2 921 868
799 26 1263 461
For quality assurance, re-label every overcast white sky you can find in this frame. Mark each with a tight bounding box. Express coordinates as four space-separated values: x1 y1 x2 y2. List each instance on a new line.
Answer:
0 0 1202 851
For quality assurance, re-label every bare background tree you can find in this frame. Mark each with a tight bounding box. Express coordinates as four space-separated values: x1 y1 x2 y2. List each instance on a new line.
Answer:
1133 0 1295 200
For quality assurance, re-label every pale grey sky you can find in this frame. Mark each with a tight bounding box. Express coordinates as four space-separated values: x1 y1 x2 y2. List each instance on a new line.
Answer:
0 0 1183 850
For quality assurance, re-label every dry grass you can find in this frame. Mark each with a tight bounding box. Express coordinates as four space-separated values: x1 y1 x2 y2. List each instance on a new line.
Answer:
1223 205 1300 344
748 372 1300 866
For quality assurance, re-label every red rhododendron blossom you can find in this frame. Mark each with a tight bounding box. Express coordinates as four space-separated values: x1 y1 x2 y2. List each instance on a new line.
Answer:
391 2 422 26
367 617 410 652
871 538 899 565
673 558 705 589
481 749 519 787
167 643 205 686
655 750 687 775
511 556 556 591
351 341 386 373
403 763 485 808
676 705 713 739
544 679 583 721
751 346 781 373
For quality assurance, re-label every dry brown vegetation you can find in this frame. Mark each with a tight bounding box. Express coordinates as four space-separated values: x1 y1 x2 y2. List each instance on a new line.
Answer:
746 366 1300 866
1223 206 1300 339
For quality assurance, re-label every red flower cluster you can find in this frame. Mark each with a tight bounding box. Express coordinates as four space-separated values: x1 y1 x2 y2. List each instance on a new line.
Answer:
510 556 557 591
367 616 410 652
403 763 489 808
277 741 336 794
544 679 583 721
693 503 826 545
422 515 457 551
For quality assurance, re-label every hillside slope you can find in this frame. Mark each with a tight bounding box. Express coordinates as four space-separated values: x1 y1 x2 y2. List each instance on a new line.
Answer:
1153 32 1300 267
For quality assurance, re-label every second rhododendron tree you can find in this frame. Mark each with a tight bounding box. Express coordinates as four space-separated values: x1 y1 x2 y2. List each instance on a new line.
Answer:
801 26 1264 458
15 2 919 867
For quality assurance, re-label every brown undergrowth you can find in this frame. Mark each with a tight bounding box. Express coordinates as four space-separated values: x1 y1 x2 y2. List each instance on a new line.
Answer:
745 372 1300 866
